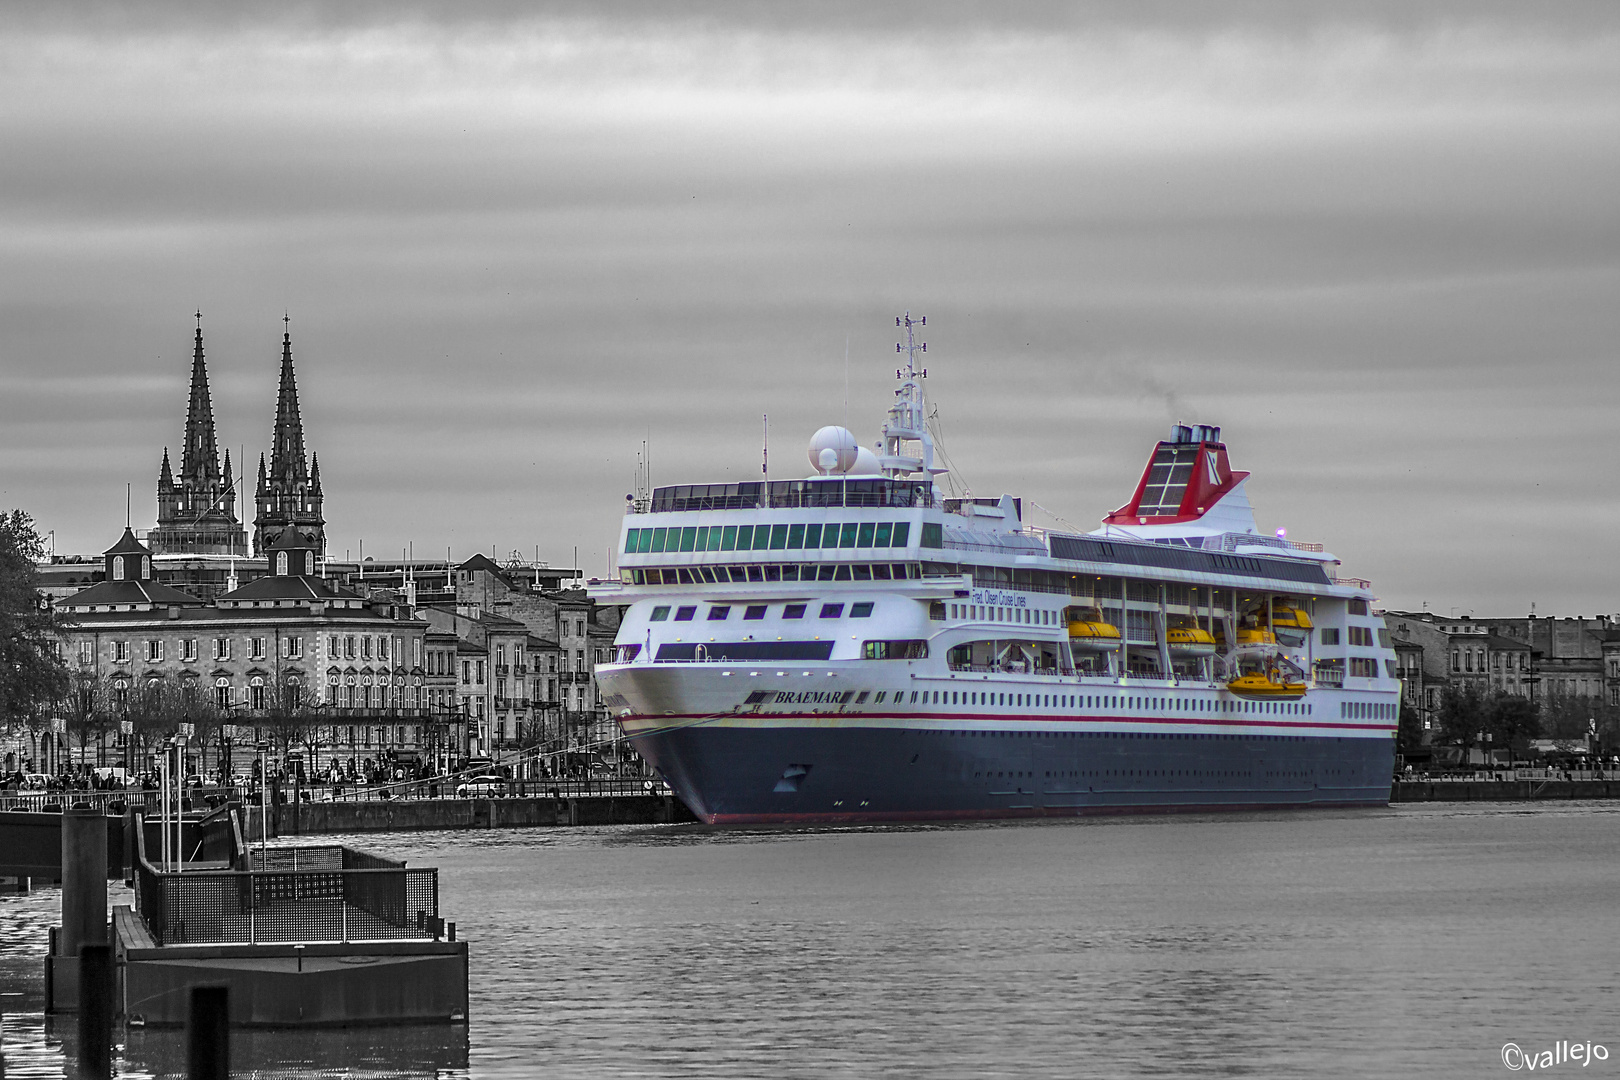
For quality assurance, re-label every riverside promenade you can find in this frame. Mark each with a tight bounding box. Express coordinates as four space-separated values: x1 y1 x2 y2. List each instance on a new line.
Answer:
0 777 698 846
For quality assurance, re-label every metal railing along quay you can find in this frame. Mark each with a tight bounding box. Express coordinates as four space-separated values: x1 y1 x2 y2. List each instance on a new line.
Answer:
319 775 673 803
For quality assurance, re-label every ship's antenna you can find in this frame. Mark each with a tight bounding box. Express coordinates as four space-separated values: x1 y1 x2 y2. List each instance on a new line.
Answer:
762 413 768 480
1030 501 1081 535
844 335 850 436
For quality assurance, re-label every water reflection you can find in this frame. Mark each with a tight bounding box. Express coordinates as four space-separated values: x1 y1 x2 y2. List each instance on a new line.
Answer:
120 1023 469 1079
0 1013 467 1080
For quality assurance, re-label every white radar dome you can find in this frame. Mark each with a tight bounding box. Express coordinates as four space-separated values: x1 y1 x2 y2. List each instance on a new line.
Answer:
852 446 881 475
808 426 859 474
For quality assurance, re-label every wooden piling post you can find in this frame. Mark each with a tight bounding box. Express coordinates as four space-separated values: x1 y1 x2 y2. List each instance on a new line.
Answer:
187 985 229 1080
78 942 113 1077
61 808 108 964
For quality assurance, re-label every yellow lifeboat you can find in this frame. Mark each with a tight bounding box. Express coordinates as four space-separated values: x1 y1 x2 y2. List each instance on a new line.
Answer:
1266 606 1313 648
1234 625 1277 647
1068 610 1122 652
1227 672 1308 700
1166 626 1217 658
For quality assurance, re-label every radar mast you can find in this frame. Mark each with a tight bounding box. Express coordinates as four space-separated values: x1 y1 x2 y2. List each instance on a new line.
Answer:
879 312 946 479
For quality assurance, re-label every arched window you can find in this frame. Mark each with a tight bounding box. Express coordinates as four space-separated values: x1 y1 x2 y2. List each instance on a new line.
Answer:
304 552 315 575
112 555 125 581
113 679 129 709
286 676 302 709
276 552 289 575
214 678 232 710
249 677 266 711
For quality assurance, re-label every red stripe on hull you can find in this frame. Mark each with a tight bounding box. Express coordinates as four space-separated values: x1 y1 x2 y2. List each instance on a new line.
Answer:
625 711 1395 734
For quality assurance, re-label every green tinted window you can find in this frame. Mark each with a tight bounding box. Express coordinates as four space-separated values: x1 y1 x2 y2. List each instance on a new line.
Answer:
787 524 805 548
891 522 910 547
721 525 738 550
803 523 822 548
707 527 722 551
695 526 708 549
921 522 942 548
770 524 789 549
874 522 892 546
736 525 753 549
753 525 772 550
856 522 876 547
624 529 640 553
839 523 858 548
680 527 697 552
651 528 668 553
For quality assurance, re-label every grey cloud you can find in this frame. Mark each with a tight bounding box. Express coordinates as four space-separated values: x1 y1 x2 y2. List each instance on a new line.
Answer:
0 6 1616 611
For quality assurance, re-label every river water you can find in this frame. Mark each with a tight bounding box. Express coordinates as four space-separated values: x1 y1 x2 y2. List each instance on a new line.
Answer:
2 802 1618 1078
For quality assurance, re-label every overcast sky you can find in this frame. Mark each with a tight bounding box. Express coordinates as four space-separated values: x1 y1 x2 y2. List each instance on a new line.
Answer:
1 2 1616 616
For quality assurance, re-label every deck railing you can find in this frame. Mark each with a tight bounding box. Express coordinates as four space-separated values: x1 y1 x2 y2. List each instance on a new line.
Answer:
133 818 439 946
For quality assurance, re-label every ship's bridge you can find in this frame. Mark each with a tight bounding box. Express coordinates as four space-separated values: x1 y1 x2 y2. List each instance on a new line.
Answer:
642 478 935 514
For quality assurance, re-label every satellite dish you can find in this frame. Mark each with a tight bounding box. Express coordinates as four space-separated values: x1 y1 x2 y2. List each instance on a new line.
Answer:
852 446 881 474
808 426 859 474
818 447 839 474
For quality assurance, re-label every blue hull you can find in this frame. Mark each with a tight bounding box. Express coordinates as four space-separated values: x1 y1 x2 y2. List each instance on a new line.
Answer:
632 722 1395 824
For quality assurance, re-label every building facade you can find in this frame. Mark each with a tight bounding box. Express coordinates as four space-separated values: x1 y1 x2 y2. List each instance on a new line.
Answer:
52 528 430 781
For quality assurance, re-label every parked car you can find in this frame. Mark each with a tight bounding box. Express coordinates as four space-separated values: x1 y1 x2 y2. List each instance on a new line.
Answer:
456 775 506 798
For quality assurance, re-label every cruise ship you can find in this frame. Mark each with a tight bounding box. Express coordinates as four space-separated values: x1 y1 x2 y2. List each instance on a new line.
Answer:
589 315 1398 823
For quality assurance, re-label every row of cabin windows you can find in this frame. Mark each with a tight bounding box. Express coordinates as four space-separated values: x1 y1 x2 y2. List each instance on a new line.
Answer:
650 602 876 622
628 563 918 586
776 689 1321 717
947 603 1059 626
626 521 915 555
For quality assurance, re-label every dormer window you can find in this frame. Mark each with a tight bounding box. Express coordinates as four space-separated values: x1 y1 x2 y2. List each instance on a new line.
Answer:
304 551 315 575
276 552 289 575
141 556 150 578
112 555 125 581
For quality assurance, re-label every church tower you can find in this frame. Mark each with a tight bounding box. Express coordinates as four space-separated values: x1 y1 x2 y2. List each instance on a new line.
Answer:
149 315 248 556
253 317 326 556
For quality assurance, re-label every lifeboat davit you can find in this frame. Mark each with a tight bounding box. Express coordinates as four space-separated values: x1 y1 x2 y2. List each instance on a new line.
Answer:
1166 627 1217 658
1266 606 1313 648
1227 672 1308 700
1068 611 1122 652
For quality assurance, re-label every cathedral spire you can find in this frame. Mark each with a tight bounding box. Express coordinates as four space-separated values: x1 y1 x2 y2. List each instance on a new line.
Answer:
254 316 325 555
149 314 247 558
269 315 308 486
180 313 222 485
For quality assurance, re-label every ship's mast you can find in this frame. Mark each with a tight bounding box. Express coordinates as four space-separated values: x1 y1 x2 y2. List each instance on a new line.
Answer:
879 312 945 479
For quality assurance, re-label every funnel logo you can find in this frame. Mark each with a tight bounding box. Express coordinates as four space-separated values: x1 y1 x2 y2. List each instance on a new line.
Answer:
1502 1040 1608 1070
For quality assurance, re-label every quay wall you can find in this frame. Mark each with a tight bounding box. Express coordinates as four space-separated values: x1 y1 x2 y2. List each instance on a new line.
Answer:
257 794 697 835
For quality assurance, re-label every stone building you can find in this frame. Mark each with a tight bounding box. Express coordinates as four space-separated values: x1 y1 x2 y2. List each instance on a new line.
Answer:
449 555 624 766
53 527 430 779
